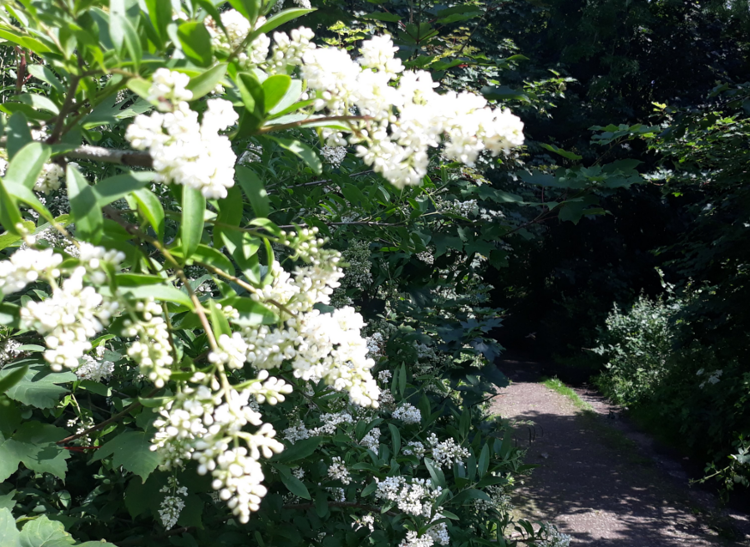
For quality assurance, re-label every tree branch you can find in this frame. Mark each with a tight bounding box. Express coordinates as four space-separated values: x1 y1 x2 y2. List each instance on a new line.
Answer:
63 145 154 168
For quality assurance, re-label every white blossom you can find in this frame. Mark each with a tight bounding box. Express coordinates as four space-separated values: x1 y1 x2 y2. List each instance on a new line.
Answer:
427 433 470 469
126 71 238 199
327 456 351 485
75 355 114 382
392 403 421 424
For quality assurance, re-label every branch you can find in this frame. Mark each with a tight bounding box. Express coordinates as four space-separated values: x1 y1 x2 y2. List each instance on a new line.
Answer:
63 145 153 168
55 388 158 445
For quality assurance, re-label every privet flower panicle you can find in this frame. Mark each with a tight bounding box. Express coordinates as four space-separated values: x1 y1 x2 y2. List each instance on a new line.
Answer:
123 298 174 388
150 380 284 523
0 247 63 295
300 35 524 189
359 427 381 451
19 265 119 372
392 403 422 424
374 476 442 517
400 530 434 547
158 477 188 530
327 456 351 485
75 354 115 383
242 249 380 407
125 70 238 199
427 433 471 469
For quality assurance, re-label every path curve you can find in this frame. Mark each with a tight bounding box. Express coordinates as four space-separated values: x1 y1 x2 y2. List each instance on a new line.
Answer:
490 354 750 546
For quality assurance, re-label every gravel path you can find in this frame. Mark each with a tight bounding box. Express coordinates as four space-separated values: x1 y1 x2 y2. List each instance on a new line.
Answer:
490 354 750 546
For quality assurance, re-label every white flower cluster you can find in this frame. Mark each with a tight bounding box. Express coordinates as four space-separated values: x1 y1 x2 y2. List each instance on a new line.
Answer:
374 476 442 517
474 485 513 514
0 155 74 195
427 433 471 469
392 403 421 424
209 333 249 371
0 339 21 365
359 427 380 451
697 368 723 388
123 298 174 388
20 266 119 371
309 411 354 436
268 27 316 74
283 422 311 442
33 163 65 194
205 11 270 69
352 514 375 532
376 368 391 382
150 381 285 523
321 145 347 167
301 35 525 189
158 477 188 530
244 369 294 405
439 198 477 217
427 519 450 546
327 456 351 485
75 354 115 382
242 256 380 407
125 69 238 199
403 441 426 459
0 247 63 295
538 523 572 547
400 531 434 547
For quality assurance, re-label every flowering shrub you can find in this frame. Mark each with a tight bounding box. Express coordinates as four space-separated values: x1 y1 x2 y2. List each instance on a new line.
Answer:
0 1 571 546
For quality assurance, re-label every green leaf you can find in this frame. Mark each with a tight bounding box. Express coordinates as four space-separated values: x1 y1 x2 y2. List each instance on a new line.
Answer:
181 187 205 259
539 143 582 162
423 457 447 488
186 64 228 100
177 22 213 67
275 437 323 463
92 431 161 482
18 513 115 546
478 443 490 478
0 421 70 482
262 74 292 113
0 180 23 236
268 137 322 174
3 142 51 189
120 285 194 310
236 165 269 218
94 172 154 206
451 488 490 505
361 481 378 498
236 72 265 135
229 0 261 22
224 297 276 326
388 423 401 456
110 13 143 70
129 188 165 240
1 361 76 409
360 12 401 22
254 8 315 36
0 508 20 547
145 0 172 41
192 245 236 276
4 181 53 223
276 464 311 499
0 365 28 395
0 303 20 328
67 165 103 243
208 299 231 338
6 112 32 160
268 79 302 116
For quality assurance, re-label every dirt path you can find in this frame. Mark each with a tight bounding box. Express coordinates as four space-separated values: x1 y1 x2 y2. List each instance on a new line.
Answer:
490 354 750 546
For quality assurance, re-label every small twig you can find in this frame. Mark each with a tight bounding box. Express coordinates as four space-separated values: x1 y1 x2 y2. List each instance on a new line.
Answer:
55 388 158 445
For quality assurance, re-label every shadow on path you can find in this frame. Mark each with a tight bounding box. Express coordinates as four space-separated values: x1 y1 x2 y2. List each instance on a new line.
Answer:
491 354 748 546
